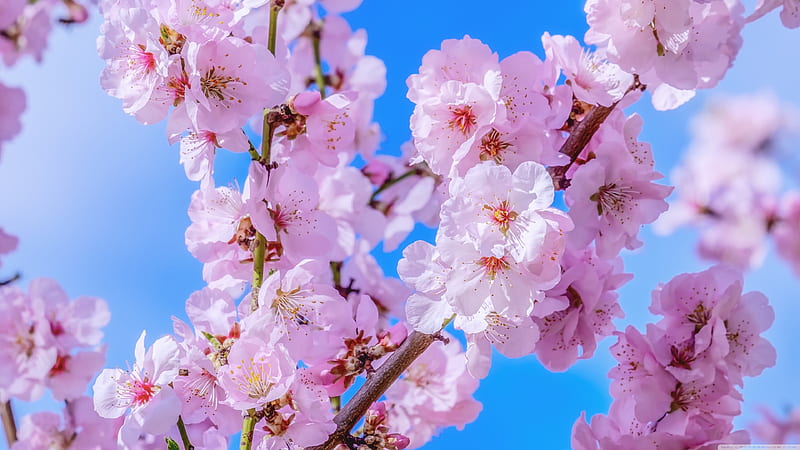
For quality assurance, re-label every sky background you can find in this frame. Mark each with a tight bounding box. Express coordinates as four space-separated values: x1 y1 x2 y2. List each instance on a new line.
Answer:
1 1 799 448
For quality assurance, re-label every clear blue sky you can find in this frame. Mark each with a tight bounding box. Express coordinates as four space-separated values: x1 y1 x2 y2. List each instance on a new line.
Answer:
0 1 798 448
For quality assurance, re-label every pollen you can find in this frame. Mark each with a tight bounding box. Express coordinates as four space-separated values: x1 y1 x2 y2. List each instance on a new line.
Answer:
477 256 510 280
448 105 477 136
479 129 511 163
483 200 518 234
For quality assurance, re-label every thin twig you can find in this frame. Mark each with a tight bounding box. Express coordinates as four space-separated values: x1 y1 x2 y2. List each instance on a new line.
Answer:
1 401 17 447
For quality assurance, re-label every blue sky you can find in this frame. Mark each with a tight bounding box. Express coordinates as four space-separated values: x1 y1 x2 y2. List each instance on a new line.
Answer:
0 1 798 448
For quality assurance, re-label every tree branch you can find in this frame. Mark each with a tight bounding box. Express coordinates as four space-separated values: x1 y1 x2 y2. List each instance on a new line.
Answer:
548 77 644 190
306 331 439 450
1 401 17 447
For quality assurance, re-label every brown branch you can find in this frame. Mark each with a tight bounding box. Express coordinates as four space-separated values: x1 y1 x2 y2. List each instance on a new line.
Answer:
1 401 17 446
0 273 20 287
548 77 644 190
306 331 439 450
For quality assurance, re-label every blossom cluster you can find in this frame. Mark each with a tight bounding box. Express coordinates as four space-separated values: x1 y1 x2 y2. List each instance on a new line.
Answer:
657 93 800 272
572 265 776 448
82 0 787 448
0 278 119 449
399 34 673 378
750 406 800 444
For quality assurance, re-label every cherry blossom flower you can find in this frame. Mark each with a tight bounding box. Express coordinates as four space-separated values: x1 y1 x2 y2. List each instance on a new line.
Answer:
12 396 121 450
182 36 288 134
566 114 672 258
247 259 353 363
585 0 745 110
93 331 182 439
574 265 775 448
247 162 338 262
98 6 172 124
542 32 632 107
177 128 250 181
217 335 295 411
535 245 630 372
252 371 335 449
0 284 57 402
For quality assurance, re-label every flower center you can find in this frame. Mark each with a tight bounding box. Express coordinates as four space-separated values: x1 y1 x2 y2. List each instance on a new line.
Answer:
448 105 477 136
167 73 189 105
271 287 310 326
129 45 156 74
483 200 518 234
479 129 511 162
477 256 510 280
590 183 636 215
201 67 242 103
128 378 157 406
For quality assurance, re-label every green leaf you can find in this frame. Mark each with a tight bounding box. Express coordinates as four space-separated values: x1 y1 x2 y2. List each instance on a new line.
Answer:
165 437 180 450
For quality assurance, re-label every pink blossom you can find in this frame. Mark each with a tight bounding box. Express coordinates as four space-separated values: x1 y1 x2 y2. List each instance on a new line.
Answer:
462 309 540 379
217 335 295 411
407 36 501 104
0 2 52 66
584 0 744 110
253 371 335 449
173 345 241 434
98 6 172 125
566 114 672 258
0 284 56 402
535 246 630 372
185 178 252 291
48 349 107 401
398 241 454 334
185 287 238 338
314 164 387 256
750 407 800 444
247 259 353 363
542 32 632 107
93 331 182 437
247 162 338 262
385 336 481 449
340 240 411 321
0 0 25 30
29 278 110 352
749 0 800 28
410 80 503 177
281 91 357 167
182 36 288 134
177 128 250 181
441 161 571 271
0 82 25 157
368 152 440 251
12 396 121 450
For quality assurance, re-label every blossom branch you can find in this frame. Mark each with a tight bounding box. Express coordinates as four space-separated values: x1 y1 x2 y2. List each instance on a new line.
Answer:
548 77 644 190
177 415 194 450
310 21 327 98
307 331 442 450
240 410 258 450
259 1 282 165
0 273 20 286
369 162 433 204
1 401 17 447
241 2 283 446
